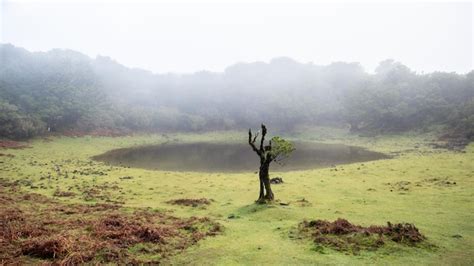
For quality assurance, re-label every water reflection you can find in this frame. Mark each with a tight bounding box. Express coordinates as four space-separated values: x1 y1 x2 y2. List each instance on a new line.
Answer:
93 142 390 172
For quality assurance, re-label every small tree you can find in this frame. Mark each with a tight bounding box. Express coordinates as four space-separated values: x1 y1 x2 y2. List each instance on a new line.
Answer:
248 124 294 203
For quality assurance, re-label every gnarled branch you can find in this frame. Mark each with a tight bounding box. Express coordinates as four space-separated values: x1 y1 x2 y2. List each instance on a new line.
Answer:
248 129 261 156
260 124 267 151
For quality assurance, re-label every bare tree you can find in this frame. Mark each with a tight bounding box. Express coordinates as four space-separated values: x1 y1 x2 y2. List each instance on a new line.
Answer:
248 124 294 203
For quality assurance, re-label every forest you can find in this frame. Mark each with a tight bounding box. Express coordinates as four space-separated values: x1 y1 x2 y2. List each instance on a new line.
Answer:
2 43 473 140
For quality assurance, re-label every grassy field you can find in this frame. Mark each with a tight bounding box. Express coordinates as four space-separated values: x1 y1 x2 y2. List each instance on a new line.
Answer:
1 129 473 265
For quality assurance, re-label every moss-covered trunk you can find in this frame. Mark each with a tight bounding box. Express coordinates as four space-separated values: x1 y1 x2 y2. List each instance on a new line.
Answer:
258 161 274 201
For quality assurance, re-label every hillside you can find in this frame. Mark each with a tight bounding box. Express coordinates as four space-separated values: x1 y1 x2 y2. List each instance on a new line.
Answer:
1 44 473 141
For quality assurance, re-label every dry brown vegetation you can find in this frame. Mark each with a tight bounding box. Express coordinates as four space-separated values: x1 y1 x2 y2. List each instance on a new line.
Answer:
0 140 29 149
166 198 212 207
298 218 425 254
0 178 222 264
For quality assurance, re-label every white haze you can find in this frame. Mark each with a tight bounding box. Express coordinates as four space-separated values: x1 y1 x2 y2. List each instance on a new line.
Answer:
1 0 472 74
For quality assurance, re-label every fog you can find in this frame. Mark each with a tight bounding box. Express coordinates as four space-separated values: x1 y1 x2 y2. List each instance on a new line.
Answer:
0 1 473 140
1 2 474 264
1 1 472 74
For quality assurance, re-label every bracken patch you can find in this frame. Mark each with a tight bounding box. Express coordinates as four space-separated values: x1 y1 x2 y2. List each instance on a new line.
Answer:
53 190 76 197
166 198 212 207
298 218 425 254
0 140 29 149
0 180 222 264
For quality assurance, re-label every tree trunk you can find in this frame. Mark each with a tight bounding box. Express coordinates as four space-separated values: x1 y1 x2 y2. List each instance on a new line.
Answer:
249 124 275 203
258 161 274 201
258 176 265 201
262 177 274 200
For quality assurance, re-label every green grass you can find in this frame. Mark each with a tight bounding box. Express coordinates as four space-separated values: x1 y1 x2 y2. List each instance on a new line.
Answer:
1 130 473 265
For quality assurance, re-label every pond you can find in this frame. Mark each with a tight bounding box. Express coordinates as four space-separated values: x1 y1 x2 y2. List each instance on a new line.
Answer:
92 142 390 172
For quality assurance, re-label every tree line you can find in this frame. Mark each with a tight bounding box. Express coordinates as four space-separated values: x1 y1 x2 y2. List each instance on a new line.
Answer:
0 44 472 140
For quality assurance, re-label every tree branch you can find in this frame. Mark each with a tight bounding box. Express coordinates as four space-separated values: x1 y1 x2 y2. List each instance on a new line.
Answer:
248 129 261 156
252 132 259 143
260 124 267 152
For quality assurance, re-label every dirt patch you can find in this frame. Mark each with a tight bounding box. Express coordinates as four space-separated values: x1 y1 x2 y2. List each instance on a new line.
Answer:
298 218 425 254
166 198 211 207
0 140 29 149
0 181 221 264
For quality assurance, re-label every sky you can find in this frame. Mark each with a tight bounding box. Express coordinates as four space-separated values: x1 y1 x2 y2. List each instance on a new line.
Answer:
1 0 472 74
